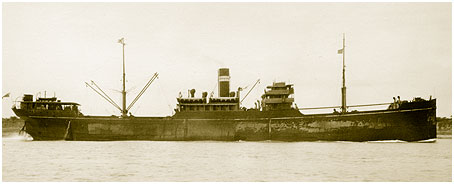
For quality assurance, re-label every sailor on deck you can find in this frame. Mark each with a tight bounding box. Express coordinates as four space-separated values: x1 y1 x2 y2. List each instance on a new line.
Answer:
389 97 400 110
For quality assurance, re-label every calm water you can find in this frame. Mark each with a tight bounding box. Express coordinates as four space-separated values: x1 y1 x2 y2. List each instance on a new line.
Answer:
2 135 452 182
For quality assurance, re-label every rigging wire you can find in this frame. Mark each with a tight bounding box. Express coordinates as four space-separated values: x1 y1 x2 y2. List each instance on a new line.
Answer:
156 79 174 115
85 82 122 111
298 102 391 110
90 81 121 110
210 82 217 97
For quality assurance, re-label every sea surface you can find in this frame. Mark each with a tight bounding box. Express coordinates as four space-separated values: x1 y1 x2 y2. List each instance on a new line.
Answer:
2 135 452 182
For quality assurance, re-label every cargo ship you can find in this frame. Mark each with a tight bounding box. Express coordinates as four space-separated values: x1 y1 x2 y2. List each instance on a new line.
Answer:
12 37 437 141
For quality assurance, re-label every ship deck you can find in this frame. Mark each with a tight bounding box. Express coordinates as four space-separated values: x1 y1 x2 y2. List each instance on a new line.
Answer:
28 106 435 121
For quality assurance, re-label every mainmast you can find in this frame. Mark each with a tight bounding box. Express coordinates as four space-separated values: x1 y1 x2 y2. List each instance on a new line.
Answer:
118 38 127 117
339 34 347 113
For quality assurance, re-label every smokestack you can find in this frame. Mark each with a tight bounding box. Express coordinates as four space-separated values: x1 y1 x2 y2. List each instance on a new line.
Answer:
218 68 230 97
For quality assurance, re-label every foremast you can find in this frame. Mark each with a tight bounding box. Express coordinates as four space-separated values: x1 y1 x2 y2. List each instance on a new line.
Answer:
85 38 158 118
118 38 127 117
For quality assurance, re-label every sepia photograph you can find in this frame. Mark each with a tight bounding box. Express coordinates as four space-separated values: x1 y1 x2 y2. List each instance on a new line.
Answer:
2 1 452 182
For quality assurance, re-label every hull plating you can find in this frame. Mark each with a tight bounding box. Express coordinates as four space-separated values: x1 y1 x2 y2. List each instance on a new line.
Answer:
23 106 436 142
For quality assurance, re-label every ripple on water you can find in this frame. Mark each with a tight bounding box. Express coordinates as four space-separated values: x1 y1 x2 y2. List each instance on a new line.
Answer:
2 138 452 182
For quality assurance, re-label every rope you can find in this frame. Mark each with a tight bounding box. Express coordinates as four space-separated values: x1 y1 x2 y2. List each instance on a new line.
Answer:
299 102 391 110
210 82 217 97
156 80 174 115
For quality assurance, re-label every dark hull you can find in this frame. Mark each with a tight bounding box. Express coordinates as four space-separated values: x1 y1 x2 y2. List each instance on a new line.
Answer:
21 100 437 141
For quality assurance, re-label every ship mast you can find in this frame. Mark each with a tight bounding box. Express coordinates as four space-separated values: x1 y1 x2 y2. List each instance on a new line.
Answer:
340 34 347 113
118 38 127 117
85 38 158 117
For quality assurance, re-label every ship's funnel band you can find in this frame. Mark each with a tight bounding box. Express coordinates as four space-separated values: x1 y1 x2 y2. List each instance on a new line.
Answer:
218 68 230 97
218 76 230 82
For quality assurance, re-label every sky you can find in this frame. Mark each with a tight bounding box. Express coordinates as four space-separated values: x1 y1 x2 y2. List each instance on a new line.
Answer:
2 2 452 117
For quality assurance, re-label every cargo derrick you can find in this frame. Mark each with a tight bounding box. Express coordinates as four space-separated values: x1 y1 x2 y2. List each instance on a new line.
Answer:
84 38 158 118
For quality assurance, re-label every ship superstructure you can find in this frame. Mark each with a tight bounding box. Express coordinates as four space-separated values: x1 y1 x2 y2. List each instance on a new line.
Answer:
12 94 81 118
261 82 295 111
176 68 240 112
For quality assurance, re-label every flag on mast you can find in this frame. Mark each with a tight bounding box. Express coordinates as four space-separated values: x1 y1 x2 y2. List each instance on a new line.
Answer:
2 92 10 99
338 48 343 54
118 38 125 45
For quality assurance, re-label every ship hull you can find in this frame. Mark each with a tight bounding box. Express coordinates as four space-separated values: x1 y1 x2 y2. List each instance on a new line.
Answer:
22 105 436 142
